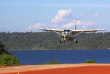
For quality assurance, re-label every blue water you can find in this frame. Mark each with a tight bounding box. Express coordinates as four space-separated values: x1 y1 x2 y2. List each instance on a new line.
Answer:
10 50 110 65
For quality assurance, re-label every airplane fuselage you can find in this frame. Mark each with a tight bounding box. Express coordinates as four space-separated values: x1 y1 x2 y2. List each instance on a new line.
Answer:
62 30 74 41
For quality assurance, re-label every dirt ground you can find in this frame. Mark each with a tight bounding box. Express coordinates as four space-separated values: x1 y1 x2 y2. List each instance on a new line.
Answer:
1 64 110 74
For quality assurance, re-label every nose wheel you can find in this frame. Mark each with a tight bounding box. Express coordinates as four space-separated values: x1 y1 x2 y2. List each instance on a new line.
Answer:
74 39 78 44
60 39 62 43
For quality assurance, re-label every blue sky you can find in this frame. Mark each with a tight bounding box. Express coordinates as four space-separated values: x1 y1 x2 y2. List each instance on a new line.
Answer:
0 0 110 32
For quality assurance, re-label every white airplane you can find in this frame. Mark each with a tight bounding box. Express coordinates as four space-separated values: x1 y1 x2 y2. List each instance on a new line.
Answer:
34 24 105 44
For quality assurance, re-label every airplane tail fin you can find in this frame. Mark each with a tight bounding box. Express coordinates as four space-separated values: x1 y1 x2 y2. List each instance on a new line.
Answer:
75 23 76 30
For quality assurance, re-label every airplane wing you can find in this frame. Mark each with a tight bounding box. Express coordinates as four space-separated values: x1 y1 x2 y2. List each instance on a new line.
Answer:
33 28 63 32
71 29 106 33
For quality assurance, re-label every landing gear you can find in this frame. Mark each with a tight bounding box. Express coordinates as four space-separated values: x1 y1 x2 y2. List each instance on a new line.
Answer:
60 39 78 44
60 39 62 43
60 39 66 43
74 39 78 44
64 40 65 43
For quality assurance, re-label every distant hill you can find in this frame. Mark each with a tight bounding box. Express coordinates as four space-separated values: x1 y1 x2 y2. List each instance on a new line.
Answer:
0 32 110 50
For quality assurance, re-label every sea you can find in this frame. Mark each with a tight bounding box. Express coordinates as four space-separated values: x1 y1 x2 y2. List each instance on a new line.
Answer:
10 50 110 65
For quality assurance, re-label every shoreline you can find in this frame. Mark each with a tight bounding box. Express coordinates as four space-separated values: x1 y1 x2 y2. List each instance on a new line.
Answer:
9 49 108 50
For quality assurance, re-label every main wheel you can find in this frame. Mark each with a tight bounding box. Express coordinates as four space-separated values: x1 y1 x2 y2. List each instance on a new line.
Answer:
75 40 78 44
60 40 62 43
64 40 65 43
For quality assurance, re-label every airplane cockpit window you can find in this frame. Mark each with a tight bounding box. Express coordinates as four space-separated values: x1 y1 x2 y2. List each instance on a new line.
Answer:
64 30 71 32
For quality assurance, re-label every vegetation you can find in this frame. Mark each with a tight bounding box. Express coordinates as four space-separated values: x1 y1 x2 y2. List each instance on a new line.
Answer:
47 59 59 64
82 59 95 63
0 32 110 50
41 59 59 64
86 59 95 63
0 42 20 66
41 59 96 64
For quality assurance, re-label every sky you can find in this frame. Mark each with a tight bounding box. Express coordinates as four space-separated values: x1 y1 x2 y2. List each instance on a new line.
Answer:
0 0 110 32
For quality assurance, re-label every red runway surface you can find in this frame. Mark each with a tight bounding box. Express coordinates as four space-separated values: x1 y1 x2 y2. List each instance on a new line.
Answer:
1 64 110 74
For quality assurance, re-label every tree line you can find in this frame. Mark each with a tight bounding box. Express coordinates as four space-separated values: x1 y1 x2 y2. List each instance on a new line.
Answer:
0 32 110 50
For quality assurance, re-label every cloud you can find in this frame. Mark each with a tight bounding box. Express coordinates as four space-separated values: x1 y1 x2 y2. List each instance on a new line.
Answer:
76 14 83 19
62 20 94 29
51 8 71 23
28 23 46 29
62 22 74 29
28 9 95 31
79 21 93 29
95 12 99 17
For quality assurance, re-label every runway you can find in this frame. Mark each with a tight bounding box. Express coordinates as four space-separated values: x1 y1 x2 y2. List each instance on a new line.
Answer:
1 64 110 74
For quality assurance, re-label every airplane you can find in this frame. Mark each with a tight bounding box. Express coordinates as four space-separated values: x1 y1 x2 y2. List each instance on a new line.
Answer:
33 24 105 44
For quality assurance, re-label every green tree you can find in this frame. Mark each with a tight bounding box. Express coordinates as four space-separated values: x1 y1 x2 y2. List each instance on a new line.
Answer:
86 59 95 63
0 53 20 66
0 42 20 66
47 59 59 64
0 42 7 54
